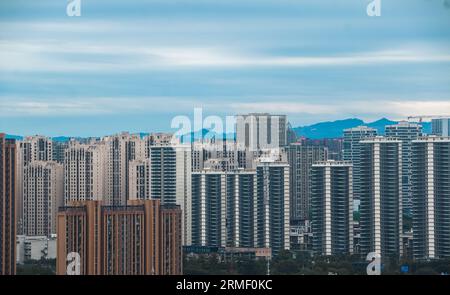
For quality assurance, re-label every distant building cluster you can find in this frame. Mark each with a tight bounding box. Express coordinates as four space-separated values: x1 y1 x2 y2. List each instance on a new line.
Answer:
1 116 450 275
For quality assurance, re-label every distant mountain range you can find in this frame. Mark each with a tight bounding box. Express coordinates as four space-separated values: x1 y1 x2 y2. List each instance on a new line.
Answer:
5 118 432 141
293 118 431 139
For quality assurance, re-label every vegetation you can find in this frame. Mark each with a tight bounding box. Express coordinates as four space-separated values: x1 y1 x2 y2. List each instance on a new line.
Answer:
183 251 450 275
16 259 56 275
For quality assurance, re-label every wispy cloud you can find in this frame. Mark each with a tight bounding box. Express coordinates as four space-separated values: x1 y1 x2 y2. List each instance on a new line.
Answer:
231 100 450 121
3 96 449 124
0 97 199 117
1 40 450 72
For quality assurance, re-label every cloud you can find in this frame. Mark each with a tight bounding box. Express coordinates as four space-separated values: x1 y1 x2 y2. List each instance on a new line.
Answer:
2 96 449 124
1 39 450 73
0 97 199 117
231 100 450 120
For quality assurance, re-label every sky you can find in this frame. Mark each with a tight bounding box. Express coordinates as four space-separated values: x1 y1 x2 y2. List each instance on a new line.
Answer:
1 0 450 137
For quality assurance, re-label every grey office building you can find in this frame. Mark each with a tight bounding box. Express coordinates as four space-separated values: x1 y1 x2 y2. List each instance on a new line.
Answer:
311 161 353 256
412 136 450 259
359 137 403 258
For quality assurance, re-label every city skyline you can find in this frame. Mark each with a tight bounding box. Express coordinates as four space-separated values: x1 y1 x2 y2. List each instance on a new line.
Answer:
1 0 450 278
1 0 450 136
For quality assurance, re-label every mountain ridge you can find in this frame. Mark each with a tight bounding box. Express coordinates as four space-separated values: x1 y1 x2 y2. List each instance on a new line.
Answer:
293 118 431 139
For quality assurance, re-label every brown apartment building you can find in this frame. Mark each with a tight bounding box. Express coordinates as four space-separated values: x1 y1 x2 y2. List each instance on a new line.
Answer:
0 133 17 275
56 199 182 275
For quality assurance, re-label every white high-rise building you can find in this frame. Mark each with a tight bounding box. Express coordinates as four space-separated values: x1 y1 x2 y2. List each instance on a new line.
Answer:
311 161 353 256
64 142 106 203
191 161 290 256
359 137 403 258
23 161 63 237
255 160 290 255
149 145 192 245
412 136 450 259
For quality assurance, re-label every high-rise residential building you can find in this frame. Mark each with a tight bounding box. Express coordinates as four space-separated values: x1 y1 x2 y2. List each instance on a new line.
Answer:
412 136 450 260
287 143 327 223
144 133 174 153
191 162 290 256
64 142 106 204
20 135 53 164
149 145 192 245
191 141 256 172
161 204 183 275
311 161 353 256
16 135 54 235
15 141 24 235
52 140 69 164
386 122 422 216
359 137 403 258
299 138 344 161
432 118 450 136
56 199 182 275
23 161 63 236
102 133 146 206
191 170 257 248
102 133 129 206
128 158 150 200
343 126 377 200
1 134 17 275
255 161 290 256
236 113 288 150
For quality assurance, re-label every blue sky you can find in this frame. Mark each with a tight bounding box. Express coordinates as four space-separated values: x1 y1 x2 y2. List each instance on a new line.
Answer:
1 0 450 136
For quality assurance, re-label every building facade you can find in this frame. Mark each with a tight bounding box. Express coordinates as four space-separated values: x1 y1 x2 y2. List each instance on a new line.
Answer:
412 136 450 259
343 126 377 200
64 142 106 203
287 143 327 223
191 170 257 249
255 161 290 256
56 200 182 275
128 159 150 200
311 161 353 256
432 118 450 136
359 137 403 259
385 122 422 216
149 145 192 246
23 161 63 236
0 134 17 275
